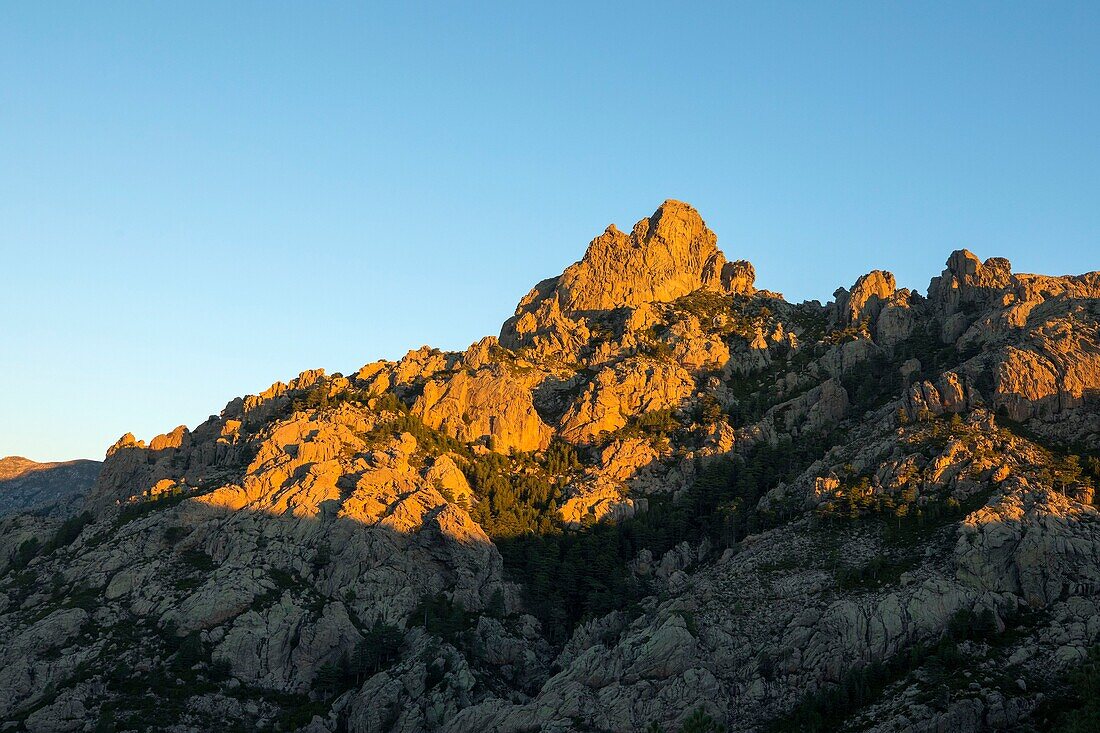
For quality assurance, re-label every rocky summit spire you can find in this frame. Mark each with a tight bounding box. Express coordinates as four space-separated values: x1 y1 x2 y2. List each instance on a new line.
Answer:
558 199 754 311
501 200 755 347
557 200 727 311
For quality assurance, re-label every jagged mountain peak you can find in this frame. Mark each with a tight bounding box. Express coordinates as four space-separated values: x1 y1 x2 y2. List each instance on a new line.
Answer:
501 200 756 349
559 199 755 311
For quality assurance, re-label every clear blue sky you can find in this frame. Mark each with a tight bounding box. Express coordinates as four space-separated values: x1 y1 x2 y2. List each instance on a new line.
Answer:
2 2 1097 462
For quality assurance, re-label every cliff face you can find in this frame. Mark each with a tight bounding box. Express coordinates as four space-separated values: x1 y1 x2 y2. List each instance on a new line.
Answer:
1 202 1098 733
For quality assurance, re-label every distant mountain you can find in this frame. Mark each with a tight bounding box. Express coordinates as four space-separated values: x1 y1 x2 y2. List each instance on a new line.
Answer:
1 200 1098 732
0 455 100 517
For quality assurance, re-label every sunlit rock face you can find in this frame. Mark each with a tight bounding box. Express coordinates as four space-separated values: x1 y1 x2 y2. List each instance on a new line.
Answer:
413 364 553 453
500 200 756 357
1 202 1099 732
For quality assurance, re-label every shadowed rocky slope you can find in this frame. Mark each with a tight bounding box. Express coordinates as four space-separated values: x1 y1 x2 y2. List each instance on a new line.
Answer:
2 200 1099 732
0 457 100 517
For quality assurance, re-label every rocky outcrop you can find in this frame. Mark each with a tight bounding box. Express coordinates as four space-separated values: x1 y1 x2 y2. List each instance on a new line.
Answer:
558 358 694 444
905 372 979 419
501 200 755 351
547 199 753 311
992 336 1100 422
928 249 1014 319
829 270 915 347
413 364 552 453
957 479 1100 607
831 270 897 328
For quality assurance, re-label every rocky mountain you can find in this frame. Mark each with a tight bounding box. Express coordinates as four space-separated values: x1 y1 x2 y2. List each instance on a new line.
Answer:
0 457 100 518
1 200 1099 733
